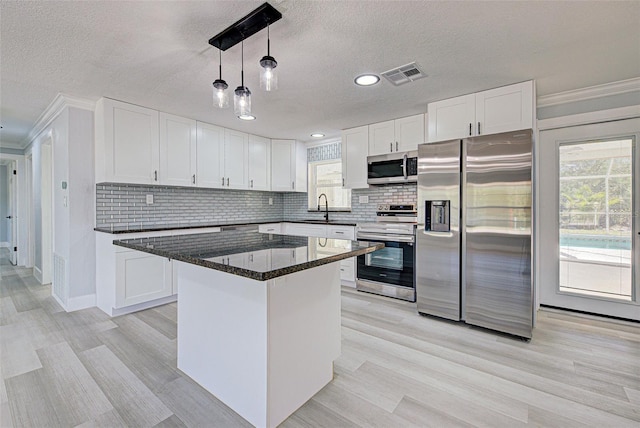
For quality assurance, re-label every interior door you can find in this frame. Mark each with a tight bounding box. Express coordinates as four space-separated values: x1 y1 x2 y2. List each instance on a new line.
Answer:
8 161 17 265
538 118 639 320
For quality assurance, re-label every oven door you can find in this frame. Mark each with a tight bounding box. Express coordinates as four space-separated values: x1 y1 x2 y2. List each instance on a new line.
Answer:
356 237 415 288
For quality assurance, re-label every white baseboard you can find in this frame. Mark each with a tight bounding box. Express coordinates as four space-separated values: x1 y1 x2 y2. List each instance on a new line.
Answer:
53 293 97 312
0 242 9 248
34 266 43 284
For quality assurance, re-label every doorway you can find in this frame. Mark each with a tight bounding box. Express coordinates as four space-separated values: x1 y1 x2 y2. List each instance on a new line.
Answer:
538 118 639 320
0 161 17 265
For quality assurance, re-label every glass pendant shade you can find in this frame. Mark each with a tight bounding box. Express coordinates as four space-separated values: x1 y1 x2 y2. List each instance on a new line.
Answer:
212 79 229 108
234 86 251 116
213 48 229 109
260 56 278 91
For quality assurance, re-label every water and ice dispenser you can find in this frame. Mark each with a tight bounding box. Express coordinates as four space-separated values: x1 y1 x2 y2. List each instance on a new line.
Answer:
425 200 450 232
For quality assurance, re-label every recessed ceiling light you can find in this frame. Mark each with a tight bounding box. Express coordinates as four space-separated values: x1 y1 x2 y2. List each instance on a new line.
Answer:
354 74 380 86
311 133 325 138
238 114 256 121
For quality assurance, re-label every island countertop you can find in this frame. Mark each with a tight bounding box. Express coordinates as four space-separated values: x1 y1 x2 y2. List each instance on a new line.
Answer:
113 229 382 281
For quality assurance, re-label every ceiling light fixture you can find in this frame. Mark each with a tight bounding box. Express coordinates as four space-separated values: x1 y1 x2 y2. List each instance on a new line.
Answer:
311 133 325 138
234 40 252 117
208 2 282 119
354 74 380 86
259 25 277 91
212 49 229 108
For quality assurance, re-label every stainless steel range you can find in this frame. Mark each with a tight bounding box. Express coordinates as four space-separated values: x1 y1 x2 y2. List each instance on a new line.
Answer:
356 205 417 302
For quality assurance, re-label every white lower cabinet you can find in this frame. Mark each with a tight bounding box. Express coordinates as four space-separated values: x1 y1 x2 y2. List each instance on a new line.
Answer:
339 257 355 282
267 223 356 284
258 223 283 234
115 251 173 308
96 227 222 317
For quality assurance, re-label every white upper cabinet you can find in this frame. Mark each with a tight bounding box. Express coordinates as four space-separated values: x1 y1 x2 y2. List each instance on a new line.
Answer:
196 122 225 188
95 98 160 184
271 139 306 192
223 129 249 189
341 125 369 189
248 134 271 191
427 94 476 143
395 114 426 151
427 81 534 143
368 120 395 155
368 114 425 155
159 112 197 186
475 80 533 136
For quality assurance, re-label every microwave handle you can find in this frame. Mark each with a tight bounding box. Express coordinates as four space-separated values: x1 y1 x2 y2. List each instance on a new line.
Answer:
402 153 408 179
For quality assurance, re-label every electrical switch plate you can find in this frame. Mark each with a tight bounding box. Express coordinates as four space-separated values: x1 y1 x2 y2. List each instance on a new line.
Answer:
146 194 154 205
268 197 273 205
359 196 369 204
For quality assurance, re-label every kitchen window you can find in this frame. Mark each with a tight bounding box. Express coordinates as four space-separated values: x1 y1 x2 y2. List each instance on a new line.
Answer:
307 159 351 211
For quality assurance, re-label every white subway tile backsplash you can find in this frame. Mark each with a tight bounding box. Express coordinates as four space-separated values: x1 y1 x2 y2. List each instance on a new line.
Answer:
96 183 417 228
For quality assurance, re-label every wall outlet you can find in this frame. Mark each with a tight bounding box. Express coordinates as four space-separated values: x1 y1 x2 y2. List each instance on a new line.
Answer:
268 197 273 205
359 195 369 204
146 194 154 205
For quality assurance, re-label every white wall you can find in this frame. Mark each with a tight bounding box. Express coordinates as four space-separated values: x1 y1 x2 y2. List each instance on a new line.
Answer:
24 100 96 310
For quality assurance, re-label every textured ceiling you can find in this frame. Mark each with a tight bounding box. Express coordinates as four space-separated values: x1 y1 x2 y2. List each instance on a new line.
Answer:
1 0 639 148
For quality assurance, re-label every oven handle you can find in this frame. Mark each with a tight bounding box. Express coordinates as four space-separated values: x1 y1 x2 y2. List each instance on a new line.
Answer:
357 233 414 243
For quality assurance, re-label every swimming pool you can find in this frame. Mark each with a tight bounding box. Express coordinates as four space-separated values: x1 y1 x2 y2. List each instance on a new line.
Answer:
560 234 632 250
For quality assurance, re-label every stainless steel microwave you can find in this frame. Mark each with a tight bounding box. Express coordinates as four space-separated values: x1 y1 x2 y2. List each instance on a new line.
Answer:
367 151 418 185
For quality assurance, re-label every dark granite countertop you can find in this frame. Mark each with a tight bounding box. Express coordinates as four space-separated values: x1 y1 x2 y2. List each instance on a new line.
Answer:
95 220 357 234
113 229 382 281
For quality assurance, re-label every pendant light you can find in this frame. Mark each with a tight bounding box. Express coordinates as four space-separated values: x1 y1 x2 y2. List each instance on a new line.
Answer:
234 40 252 117
212 49 229 108
259 25 278 91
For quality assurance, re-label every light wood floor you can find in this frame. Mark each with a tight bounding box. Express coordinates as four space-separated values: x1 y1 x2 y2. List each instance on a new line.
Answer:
1 250 639 427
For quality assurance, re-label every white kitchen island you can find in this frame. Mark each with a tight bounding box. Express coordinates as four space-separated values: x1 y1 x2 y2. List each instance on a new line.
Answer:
114 229 381 427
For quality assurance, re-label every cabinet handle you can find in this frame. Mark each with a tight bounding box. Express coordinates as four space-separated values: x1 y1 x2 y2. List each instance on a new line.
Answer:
390 142 393 152
221 177 225 186
342 178 345 186
154 170 158 181
478 122 481 135
292 181 295 189
250 254 253 262
396 141 398 151
469 123 472 136
192 174 195 184
335 231 344 234
250 179 253 188
226 178 229 186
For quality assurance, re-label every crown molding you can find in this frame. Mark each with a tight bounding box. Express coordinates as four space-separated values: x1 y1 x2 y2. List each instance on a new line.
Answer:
20 93 95 149
537 105 640 131
0 141 25 151
537 77 640 108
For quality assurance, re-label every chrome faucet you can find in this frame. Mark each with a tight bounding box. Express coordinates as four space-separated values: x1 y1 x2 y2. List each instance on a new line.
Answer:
317 193 329 222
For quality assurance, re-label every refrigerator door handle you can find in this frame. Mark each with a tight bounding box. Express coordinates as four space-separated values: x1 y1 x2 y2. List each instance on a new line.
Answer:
469 123 472 136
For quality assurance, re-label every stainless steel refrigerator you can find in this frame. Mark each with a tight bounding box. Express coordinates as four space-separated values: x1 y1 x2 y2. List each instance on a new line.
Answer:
416 129 533 339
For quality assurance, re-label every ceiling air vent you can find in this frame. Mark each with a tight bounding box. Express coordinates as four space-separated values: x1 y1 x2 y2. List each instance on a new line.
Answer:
381 62 427 86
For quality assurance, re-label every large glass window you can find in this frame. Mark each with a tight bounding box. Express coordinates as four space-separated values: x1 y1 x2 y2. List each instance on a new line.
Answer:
558 138 633 301
307 159 351 210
